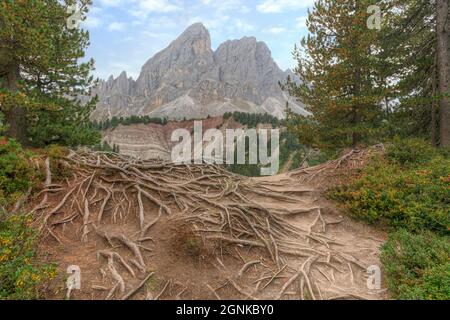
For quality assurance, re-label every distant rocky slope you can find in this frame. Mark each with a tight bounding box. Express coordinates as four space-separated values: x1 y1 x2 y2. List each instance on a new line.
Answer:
101 116 226 160
91 23 309 121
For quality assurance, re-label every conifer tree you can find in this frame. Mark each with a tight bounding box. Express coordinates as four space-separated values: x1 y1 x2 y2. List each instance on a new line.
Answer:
380 0 438 141
0 0 99 146
290 0 388 150
377 0 449 147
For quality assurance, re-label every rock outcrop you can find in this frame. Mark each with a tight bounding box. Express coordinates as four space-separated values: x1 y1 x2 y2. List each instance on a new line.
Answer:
91 23 309 120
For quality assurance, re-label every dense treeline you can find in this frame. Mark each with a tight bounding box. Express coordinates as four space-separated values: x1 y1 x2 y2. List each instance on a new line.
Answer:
92 141 120 153
225 111 310 176
228 130 322 177
91 115 168 130
92 112 282 132
224 111 282 128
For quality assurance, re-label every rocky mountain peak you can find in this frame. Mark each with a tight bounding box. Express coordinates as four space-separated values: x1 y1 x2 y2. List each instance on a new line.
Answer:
91 23 309 120
183 22 209 34
171 22 212 55
180 22 209 39
117 71 128 80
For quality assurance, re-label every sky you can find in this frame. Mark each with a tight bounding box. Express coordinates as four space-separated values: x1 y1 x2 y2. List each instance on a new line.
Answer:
80 0 315 80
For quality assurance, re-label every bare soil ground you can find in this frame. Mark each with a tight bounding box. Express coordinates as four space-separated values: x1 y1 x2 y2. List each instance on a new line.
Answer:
31 147 388 300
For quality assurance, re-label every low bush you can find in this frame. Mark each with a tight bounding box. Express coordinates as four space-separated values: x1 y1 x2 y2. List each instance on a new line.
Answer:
0 140 57 300
330 138 450 300
0 214 57 299
44 145 71 181
381 230 449 300
0 139 37 207
330 141 450 234
385 137 446 166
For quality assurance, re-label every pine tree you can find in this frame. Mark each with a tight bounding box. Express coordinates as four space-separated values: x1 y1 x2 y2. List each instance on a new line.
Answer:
289 0 388 150
0 0 98 146
380 0 438 142
378 0 450 147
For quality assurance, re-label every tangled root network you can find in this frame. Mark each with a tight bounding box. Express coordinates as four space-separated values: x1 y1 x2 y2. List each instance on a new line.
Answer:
33 150 386 300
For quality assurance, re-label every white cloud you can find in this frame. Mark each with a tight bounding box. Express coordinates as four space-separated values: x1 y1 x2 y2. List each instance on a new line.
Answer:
120 36 136 42
266 26 286 34
296 16 308 29
131 20 143 26
110 62 132 71
98 0 122 7
97 0 181 16
194 16 254 35
108 22 126 31
234 19 255 32
131 0 180 14
141 30 174 39
97 61 138 79
186 15 230 31
257 0 315 13
82 15 102 28
81 6 103 29
89 7 104 15
139 15 179 30
91 0 183 25
201 0 249 13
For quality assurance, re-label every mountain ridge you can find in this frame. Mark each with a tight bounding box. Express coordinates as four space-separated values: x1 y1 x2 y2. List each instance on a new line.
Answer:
91 22 308 120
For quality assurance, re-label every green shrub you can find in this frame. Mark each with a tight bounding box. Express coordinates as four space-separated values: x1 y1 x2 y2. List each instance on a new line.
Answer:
331 138 450 300
0 112 7 135
0 214 57 299
386 137 445 166
45 144 69 159
43 145 71 181
330 142 450 234
0 139 37 207
381 230 450 300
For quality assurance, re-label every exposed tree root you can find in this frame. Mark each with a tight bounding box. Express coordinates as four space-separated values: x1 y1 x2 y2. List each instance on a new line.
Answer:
32 150 384 300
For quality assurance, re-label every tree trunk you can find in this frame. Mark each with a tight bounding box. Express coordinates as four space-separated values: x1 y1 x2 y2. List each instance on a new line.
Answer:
436 0 450 147
432 100 438 146
432 55 438 147
1 64 28 145
352 69 362 147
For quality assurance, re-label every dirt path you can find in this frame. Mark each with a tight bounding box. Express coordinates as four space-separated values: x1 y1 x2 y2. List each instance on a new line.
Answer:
251 174 387 299
34 149 388 300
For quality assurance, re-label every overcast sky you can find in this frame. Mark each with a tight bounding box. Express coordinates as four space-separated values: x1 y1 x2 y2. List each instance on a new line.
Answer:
81 0 315 80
